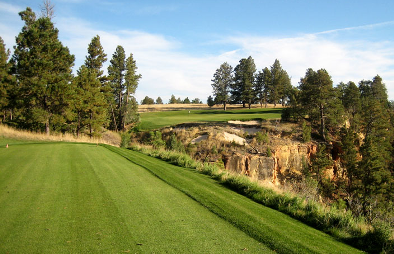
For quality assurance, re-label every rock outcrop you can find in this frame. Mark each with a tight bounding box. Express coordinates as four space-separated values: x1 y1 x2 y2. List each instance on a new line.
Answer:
223 143 318 184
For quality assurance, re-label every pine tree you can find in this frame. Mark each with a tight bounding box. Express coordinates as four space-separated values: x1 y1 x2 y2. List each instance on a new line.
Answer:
183 97 190 104
343 81 361 130
254 67 271 108
73 65 108 137
108 45 126 131
298 68 333 140
122 53 141 129
156 97 163 104
85 35 107 82
169 94 177 104
211 62 232 110
340 127 359 194
269 59 290 107
232 56 256 108
0 36 11 122
207 95 215 107
11 8 75 134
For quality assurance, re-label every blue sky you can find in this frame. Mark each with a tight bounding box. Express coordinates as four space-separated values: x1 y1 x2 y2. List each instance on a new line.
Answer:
1 0 394 102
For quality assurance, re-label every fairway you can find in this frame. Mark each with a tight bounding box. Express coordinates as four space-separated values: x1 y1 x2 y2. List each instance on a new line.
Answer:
139 108 282 130
0 142 362 253
0 142 269 253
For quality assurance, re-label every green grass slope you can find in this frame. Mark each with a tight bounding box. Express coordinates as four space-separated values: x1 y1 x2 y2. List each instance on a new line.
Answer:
0 142 270 253
139 108 282 130
104 145 364 254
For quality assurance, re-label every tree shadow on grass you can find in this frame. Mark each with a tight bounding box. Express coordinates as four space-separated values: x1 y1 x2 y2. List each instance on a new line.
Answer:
197 109 282 115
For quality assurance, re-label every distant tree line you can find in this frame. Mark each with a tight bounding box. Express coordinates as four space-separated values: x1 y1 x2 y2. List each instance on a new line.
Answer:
0 7 141 136
210 57 291 110
141 95 202 105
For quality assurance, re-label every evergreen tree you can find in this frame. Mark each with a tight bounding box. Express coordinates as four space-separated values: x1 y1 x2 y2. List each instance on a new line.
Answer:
254 67 271 108
340 127 359 194
0 37 11 122
169 94 177 104
191 98 202 104
211 62 232 110
183 97 190 104
207 95 215 107
156 97 163 104
232 56 256 108
141 96 154 105
357 76 392 219
122 53 141 129
358 136 391 219
108 45 126 131
298 68 333 140
85 35 107 82
72 65 108 137
269 59 290 107
343 81 362 130
11 8 75 134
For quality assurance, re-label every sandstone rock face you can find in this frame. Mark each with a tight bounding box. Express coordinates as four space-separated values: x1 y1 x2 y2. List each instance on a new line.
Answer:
223 143 318 184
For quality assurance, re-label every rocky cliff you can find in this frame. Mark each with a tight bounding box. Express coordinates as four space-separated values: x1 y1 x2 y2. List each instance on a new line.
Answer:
223 143 318 184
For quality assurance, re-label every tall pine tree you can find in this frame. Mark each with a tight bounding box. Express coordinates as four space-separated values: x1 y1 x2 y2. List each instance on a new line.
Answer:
211 62 233 110
232 56 256 109
108 45 126 131
0 36 12 122
11 8 75 134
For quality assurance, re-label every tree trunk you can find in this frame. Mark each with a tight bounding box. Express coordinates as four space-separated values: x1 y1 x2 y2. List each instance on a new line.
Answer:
242 101 245 108
223 101 227 111
77 111 81 138
320 104 325 140
45 119 50 136
118 91 122 131
110 103 118 132
89 111 93 138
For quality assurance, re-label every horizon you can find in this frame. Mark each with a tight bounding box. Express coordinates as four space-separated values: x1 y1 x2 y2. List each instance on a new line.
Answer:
1 0 394 102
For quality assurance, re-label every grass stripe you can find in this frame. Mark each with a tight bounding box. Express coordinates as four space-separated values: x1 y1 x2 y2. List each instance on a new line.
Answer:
104 145 363 254
0 142 270 253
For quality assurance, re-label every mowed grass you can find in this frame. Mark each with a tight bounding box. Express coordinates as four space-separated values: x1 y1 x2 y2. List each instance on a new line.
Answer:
105 145 363 254
0 141 273 253
139 107 282 130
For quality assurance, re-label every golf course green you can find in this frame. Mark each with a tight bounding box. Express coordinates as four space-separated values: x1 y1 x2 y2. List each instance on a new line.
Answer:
0 141 362 253
138 108 283 130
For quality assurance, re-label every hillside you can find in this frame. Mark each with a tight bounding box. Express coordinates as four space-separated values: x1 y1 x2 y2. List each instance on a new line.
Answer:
0 140 361 253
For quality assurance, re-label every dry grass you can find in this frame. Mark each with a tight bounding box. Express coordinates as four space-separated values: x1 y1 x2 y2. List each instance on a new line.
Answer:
0 124 121 146
138 103 284 113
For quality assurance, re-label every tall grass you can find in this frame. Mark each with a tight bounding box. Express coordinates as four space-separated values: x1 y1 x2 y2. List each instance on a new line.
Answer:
0 124 121 146
129 143 392 253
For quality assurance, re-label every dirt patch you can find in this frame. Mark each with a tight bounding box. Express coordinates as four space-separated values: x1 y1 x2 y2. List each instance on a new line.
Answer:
223 132 246 146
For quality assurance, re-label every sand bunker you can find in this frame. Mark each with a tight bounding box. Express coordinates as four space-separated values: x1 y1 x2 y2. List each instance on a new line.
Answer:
191 135 208 144
228 120 260 126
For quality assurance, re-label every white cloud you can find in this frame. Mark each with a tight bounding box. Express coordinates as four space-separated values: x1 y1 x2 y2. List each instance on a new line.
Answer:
3 3 394 102
222 33 394 99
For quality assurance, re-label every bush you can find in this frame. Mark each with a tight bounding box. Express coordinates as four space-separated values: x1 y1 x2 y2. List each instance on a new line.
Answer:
120 132 131 148
166 133 185 153
255 131 269 144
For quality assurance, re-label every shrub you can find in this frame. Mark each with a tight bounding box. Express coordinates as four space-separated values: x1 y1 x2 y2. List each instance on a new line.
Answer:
120 132 131 148
266 147 272 157
255 131 269 144
302 120 311 143
166 133 185 153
